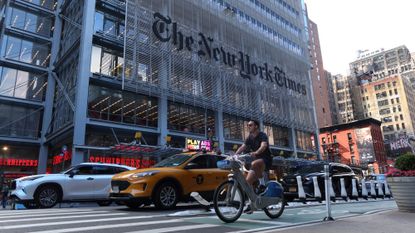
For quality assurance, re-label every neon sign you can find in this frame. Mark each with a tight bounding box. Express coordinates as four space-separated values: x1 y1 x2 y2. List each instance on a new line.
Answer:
0 159 38 167
186 139 212 151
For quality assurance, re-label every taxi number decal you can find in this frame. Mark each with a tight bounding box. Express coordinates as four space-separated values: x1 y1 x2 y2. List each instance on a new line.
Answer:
196 175 204 184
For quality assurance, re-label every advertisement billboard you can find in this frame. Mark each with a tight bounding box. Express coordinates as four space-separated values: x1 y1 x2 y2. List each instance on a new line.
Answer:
388 136 415 156
355 127 375 163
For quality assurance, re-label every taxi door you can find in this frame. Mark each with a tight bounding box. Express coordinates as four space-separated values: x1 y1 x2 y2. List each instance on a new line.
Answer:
183 155 216 193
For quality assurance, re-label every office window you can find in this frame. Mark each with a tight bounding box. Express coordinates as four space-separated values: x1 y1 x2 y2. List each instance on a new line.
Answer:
2 35 50 67
7 6 53 37
400 114 403 120
394 89 398 95
396 124 400 130
402 123 405 129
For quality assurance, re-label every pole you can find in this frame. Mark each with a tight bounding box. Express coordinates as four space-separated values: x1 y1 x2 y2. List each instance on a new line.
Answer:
323 164 334 221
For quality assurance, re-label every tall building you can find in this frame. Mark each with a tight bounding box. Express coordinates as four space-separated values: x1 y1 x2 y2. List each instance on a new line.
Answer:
359 75 415 142
325 70 338 125
0 0 319 179
346 46 415 146
332 74 356 123
307 18 332 128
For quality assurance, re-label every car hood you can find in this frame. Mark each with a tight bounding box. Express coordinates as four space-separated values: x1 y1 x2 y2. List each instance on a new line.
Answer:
113 167 183 179
16 173 65 182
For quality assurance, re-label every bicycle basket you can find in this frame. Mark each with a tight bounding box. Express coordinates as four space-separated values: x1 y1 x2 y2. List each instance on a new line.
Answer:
217 160 232 170
263 181 284 198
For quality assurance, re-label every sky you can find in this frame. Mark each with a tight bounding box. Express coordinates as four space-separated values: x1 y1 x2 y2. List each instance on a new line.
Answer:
305 0 415 75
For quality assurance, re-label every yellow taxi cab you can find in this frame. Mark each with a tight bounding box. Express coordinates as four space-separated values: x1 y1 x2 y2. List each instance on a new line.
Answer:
110 152 229 209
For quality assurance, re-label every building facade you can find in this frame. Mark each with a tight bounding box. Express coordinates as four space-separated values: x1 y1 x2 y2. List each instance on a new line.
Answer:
0 0 319 178
359 75 415 142
307 18 332 128
331 74 356 123
319 118 388 174
325 70 337 125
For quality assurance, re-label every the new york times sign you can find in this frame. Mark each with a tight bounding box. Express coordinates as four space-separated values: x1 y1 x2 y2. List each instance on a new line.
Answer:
152 12 307 95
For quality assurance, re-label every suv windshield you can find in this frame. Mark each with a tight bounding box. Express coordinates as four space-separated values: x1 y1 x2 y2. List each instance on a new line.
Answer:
153 154 192 167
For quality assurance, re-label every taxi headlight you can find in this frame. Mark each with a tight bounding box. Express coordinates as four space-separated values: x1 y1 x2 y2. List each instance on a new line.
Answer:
131 171 160 178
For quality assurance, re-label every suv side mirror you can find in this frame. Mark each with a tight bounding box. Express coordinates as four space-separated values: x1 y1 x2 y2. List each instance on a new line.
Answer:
68 171 76 178
185 162 199 169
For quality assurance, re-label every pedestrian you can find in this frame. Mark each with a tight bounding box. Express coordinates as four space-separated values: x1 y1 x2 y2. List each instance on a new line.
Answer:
1 181 10 209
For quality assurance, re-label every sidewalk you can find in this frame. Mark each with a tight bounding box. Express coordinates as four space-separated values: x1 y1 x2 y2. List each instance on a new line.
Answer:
267 209 415 233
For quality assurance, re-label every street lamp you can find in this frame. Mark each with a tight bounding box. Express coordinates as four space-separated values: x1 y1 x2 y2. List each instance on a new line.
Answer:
1 146 8 186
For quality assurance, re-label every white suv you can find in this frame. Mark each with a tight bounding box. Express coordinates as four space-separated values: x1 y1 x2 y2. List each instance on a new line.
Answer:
10 163 135 208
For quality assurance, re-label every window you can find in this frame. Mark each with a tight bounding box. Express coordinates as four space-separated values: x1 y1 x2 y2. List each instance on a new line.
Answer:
22 0 56 10
389 90 393 96
394 89 398 95
187 156 209 169
0 67 46 101
396 97 400 103
322 137 326 144
75 165 94 175
7 7 53 37
90 46 123 78
402 123 406 129
0 103 42 138
396 124 400 130
2 35 50 67
391 99 394 104
400 114 403 120
88 85 158 127
398 106 401 112
347 133 352 140
93 165 116 175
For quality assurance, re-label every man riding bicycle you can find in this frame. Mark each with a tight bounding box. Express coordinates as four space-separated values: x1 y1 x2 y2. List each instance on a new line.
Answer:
235 120 273 197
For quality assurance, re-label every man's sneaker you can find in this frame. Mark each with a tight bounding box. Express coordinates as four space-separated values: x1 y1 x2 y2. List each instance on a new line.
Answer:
244 204 254 214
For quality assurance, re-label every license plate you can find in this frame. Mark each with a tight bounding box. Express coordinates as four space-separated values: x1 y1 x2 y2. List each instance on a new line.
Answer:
112 186 119 193
289 187 297 192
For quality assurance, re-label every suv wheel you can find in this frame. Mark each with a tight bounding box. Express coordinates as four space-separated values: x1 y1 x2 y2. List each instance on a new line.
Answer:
35 185 60 208
153 182 179 209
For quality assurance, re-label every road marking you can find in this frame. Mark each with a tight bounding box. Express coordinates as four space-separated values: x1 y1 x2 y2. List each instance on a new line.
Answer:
0 212 127 223
0 210 109 219
27 219 182 233
0 208 95 216
1 214 166 229
124 224 218 233
236 218 291 226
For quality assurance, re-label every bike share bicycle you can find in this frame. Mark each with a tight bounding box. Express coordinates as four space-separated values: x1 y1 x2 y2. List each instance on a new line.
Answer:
214 154 285 223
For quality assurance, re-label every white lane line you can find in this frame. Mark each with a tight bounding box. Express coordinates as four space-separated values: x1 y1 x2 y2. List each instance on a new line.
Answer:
0 212 127 223
236 218 291 226
0 210 109 219
1 214 166 229
0 208 95 216
125 224 218 233
27 219 182 233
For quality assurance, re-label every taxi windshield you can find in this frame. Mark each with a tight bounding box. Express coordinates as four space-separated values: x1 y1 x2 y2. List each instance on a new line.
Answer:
153 154 192 167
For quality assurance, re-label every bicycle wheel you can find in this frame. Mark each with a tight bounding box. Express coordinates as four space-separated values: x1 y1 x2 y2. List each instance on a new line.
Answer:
213 180 245 223
263 195 285 219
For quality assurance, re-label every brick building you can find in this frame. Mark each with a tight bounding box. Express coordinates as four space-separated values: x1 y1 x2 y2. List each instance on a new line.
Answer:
319 118 387 174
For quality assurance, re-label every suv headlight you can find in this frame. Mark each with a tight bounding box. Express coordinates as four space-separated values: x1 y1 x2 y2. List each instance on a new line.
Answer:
131 171 160 178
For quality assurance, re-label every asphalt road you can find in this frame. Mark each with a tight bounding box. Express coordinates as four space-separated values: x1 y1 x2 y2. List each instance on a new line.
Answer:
0 200 397 233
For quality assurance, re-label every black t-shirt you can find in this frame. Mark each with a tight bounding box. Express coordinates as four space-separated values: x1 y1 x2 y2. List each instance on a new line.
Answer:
244 132 272 159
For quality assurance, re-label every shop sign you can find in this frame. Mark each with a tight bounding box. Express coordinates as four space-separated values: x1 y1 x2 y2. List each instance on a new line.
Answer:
186 138 212 151
52 151 72 165
0 158 38 167
89 156 156 169
152 12 307 96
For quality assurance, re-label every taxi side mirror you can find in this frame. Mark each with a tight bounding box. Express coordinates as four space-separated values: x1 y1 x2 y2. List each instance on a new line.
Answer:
185 162 199 169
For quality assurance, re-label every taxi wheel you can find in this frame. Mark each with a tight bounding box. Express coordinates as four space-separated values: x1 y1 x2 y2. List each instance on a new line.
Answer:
153 182 179 210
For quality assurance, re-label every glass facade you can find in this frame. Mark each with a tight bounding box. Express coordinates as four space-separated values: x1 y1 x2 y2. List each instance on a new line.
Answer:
168 102 215 136
1 35 50 67
88 85 158 128
90 45 124 78
296 130 313 151
264 124 290 147
223 114 250 141
6 6 54 37
0 66 47 101
0 103 42 139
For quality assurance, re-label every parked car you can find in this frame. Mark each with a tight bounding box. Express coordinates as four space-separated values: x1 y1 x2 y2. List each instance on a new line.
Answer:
10 163 135 208
365 174 389 196
283 163 360 201
110 152 230 209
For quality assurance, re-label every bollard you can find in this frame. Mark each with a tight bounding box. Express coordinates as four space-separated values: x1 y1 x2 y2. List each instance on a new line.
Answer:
296 176 306 202
323 165 334 221
384 180 391 198
313 176 322 202
340 178 348 201
377 181 384 199
361 178 368 200
329 177 336 202
351 179 359 201
370 180 377 199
